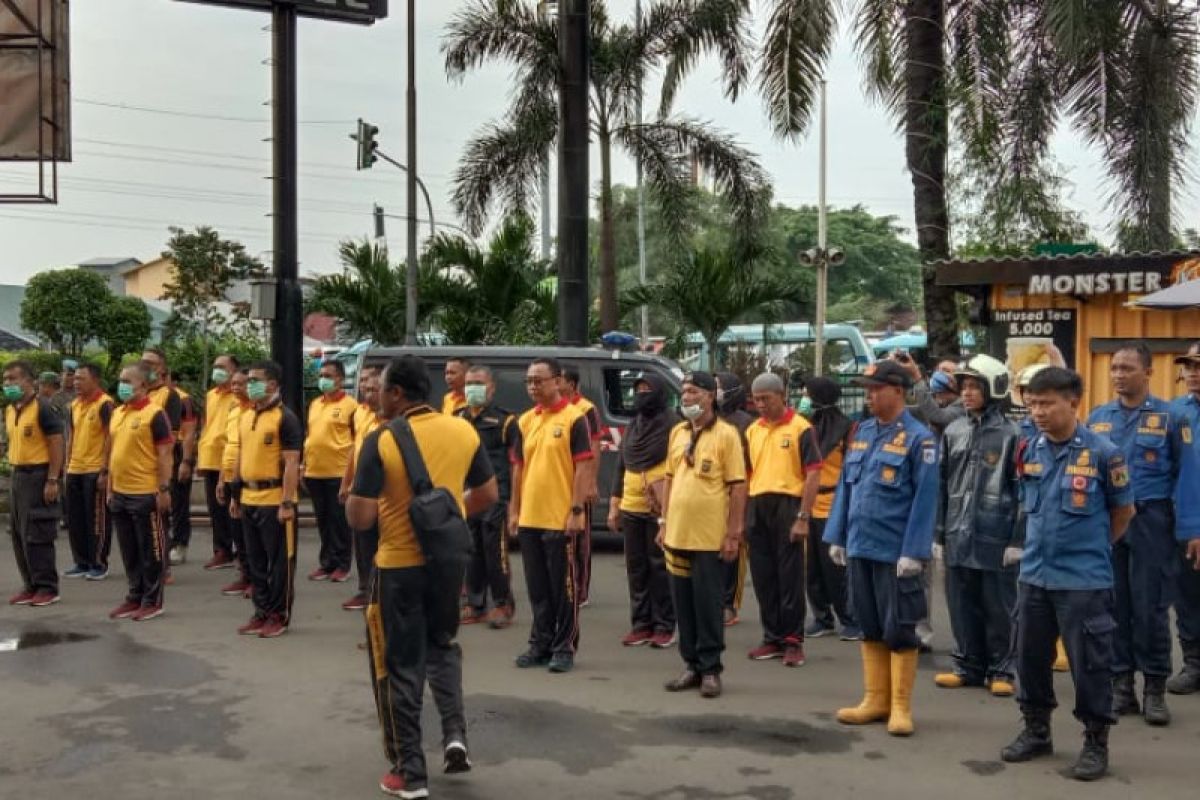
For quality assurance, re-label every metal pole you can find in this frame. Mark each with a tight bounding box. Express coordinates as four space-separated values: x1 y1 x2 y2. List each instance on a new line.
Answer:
635 0 648 347
271 3 303 419
557 0 589 345
404 0 419 345
538 0 553 261
813 79 828 378
375 149 436 238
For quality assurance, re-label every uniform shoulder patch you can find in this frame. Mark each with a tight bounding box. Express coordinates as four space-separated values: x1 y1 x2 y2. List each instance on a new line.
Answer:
922 443 937 464
1183 425 1194 445
1109 454 1130 488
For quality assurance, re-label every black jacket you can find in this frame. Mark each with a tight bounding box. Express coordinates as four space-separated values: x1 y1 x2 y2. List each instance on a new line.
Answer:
936 404 1023 571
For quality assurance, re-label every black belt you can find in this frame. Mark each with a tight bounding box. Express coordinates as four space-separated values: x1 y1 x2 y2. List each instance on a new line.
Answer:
13 464 49 474
244 479 283 490
817 486 837 494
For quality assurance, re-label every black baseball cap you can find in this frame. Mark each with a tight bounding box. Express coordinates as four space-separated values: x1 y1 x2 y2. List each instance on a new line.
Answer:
683 371 718 392
854 360 913 389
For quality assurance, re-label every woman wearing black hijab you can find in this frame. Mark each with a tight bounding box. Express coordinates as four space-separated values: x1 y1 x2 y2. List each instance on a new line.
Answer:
607 374 677 647
802 377 861 640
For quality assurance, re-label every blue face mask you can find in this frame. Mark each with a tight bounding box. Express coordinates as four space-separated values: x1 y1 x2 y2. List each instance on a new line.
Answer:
3 384 23 402
211 368 230 385
798 396 814 417
247 380 268 402
464 384 488 408
117 382 135 402
318 377 337 394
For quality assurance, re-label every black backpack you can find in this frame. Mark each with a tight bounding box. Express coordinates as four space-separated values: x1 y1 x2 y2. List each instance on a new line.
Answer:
386 416 473 566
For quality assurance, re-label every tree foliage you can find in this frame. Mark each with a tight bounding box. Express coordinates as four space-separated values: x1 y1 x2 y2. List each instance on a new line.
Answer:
96 296 153 379
19 269 113 356
160 226 266 340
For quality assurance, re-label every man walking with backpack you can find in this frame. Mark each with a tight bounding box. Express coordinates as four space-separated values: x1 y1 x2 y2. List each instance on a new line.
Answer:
349 356 498 800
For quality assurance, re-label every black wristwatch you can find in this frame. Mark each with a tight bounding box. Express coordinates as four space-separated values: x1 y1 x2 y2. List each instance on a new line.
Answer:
282 500 297 510
570 505 584 515
157 484 170 494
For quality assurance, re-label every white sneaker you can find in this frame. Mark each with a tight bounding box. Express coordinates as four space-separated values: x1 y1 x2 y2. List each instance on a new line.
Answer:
168 545 187 566
443 739 471 774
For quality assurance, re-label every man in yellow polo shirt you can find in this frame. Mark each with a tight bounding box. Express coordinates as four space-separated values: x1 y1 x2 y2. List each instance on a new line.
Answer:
65 363 114 581
441 357 470 416
659 371 747 699
304 359 359 583
230 360 303 639
216 369 253 597
509 357 595 674
4 359 66 607
562 364 603 606
140 348 186 566
340 365 384 611
197 354 243 571
745 372 823 668
348 355 497 800
105 362 174 621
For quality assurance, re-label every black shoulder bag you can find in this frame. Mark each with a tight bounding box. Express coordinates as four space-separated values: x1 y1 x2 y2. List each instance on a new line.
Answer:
386 417 473 566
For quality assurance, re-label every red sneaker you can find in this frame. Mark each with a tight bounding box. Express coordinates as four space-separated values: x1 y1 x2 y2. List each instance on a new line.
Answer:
204 551 235 571
723 608 740 627
132 605 164 622
329 568 351 583
238 616 267 636
621 629 654 647
379 770 428 799
460 608 486 625
485 604 515 629
307 567 331 581
30 591 61 607
748 642 784 660
341 594 368 611
258 615 288 638
8 589 35 606
783 644 807 667
108 600 141 619
650 631 677 649
221 578 250 596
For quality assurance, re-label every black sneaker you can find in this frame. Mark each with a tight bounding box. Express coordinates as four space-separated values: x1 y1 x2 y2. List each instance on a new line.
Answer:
63 564 90 579
548 653 574 673
444 740 471 774
838 625 864 641
515 650 551 669
805 619 836 638
1071 725 1109 782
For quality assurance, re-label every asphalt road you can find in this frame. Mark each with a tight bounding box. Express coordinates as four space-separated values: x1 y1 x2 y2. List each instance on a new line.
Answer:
1 527 1196 800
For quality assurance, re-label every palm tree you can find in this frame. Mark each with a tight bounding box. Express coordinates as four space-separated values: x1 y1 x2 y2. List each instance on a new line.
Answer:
622 244 808 371
442 0 771 333
422 214 558 345
306 241 437 346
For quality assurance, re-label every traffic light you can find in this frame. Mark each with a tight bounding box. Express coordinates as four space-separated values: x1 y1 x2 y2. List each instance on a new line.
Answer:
356 118 379 170
373 204 385 239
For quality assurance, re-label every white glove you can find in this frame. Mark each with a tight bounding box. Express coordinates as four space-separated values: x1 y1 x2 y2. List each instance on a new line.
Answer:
829 545 847 567
931 543 944 562
1002 547 1023 567
896 557 923 578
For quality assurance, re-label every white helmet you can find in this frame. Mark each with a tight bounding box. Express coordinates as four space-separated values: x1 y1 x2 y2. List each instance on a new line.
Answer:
1010 363 1051 407
953 354 1010 401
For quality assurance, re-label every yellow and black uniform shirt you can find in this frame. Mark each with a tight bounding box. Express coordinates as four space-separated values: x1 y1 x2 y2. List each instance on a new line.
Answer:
68 391 114 475
238 398 303 506
664 418 746 552
109 397 173 495
352 403 384 463
198 386 240 471
617 459 669 515
511 397 593 531
352 406 493 569
572 394 604 442
442 391 467 416
147 384 183 432
220 399 252 484
4 396 64 466
304 391 358 479
746 408 823 497
813 436 848 519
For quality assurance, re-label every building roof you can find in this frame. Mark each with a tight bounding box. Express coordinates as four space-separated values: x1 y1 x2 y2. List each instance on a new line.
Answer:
935 249 1200 288
0 284 38 349
77 257 142 270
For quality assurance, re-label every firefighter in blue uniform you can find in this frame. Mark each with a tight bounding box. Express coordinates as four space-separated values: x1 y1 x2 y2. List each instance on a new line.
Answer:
825 360 938 737
1001 367 1135 782
1168 343 1200 695
1085 342 1186 726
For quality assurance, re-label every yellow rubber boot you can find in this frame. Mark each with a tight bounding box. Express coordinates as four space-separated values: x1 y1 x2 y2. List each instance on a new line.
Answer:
887 649 919 736
1053 638 1069 672
837 642 892 725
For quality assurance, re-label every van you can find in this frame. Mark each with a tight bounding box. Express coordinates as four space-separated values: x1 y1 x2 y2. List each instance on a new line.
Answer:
683 322 875 375
354 345 685 531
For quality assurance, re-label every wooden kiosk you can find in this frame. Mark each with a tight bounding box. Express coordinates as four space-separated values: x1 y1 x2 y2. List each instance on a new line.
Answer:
936 251 1200 411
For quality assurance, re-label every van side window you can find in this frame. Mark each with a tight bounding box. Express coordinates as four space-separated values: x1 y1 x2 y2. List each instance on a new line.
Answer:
603 368 677 419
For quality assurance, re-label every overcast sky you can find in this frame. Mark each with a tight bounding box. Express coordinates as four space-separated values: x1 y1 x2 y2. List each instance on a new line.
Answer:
2 0 1196 285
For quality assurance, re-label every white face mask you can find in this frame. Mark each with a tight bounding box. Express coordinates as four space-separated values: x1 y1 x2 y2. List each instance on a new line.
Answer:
681 403 703 420
715 389 725 404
